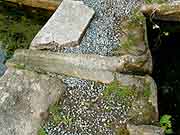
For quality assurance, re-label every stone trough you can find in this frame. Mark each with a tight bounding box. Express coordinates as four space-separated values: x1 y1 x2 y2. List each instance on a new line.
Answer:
1 0 180 135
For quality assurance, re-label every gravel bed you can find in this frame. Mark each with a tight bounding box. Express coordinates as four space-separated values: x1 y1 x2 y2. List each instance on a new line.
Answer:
44 77 136 135
45 0 143 134
60 0 142 56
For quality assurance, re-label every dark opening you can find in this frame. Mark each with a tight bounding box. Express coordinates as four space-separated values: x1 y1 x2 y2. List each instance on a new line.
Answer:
147 19 180 135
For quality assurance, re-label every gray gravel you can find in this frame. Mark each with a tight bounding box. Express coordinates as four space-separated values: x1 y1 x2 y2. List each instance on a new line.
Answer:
44 77 135 135
44 0 143 134
60 0 142 56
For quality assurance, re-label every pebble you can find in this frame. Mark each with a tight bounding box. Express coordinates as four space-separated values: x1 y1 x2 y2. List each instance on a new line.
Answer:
45 0 143 134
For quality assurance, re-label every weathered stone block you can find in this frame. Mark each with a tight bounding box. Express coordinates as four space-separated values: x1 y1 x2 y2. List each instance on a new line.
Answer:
115 74 159 124
0 67 65 135
127 124 164 135
7 49 152 83
141 4 180 22
30 0 95 50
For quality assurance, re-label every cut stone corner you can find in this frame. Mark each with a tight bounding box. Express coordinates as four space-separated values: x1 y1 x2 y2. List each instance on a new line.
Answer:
30 0 95 50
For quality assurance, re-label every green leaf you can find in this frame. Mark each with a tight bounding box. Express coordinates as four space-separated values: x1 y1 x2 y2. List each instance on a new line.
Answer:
166 129 173 134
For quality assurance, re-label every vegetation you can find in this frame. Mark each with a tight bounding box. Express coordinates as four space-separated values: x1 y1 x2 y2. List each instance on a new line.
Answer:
143 82 151 97
113 7 145 56
48 103 62 125
145 0 166 4
116 127 129 135
160 115 173 134
130 8 145 25
0 14 41 58
14 63 25 69
0 4 49 58
37 127 46 135
103 81 137 100
48 103 73 126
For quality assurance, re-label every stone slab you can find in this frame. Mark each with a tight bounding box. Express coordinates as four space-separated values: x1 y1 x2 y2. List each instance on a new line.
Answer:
0 67 65 135
7 49 151 84
30 0 95 50
127 124 164 135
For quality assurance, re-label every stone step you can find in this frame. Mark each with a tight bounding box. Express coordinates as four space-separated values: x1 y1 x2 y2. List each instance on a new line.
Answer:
0 67 65 135
127 124 164 135
7 49 151 84
30 0 95 50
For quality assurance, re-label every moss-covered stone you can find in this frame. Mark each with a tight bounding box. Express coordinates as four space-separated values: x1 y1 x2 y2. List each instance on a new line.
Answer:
128 99 157 125
113 8 147 56
141 4 180 22
103 80 138 106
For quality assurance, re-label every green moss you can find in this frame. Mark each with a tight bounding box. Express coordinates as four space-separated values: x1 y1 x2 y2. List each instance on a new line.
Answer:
48 103 73 126
145 0 166 4
128 101 157 125
130 8 145 25
103 81 137 100
14 63 25 69
113 8 145 56
121 34 141 50
143 83 151 97
37 128 46 135
116 127 129 135
48 103 62 125
48 103 59 115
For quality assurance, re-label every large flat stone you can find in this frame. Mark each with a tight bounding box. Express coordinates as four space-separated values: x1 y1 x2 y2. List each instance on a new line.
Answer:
127 124 164 135
7 49 151 84
30 0 95 50
0 67 65 135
